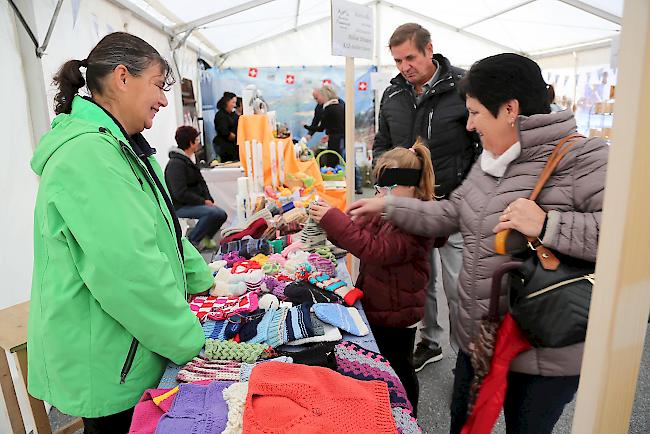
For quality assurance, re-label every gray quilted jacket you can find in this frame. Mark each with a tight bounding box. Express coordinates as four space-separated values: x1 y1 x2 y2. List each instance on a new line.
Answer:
385 110 608 376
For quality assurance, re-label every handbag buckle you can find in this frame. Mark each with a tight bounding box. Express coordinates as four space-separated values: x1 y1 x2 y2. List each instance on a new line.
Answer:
527 238 543 251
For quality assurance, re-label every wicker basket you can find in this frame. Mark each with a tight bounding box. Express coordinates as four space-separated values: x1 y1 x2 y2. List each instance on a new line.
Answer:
317 150 345 181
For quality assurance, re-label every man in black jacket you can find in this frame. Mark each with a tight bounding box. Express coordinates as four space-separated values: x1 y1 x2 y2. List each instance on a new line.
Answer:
374 23 479 370
165 126 227 250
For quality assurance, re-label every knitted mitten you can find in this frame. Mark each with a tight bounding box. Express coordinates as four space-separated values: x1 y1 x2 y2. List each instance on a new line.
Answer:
312 303 369 336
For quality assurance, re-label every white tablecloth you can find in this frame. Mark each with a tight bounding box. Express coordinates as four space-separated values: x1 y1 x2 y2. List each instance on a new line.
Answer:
201 167 244 226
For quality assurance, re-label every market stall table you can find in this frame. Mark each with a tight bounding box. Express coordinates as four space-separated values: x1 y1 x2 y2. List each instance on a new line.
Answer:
157 259 377 389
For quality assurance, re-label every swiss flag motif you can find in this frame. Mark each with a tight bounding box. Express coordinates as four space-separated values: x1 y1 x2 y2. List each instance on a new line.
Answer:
358 81 368 91
285 74 295 85
248 68 258 78
322 79 332 86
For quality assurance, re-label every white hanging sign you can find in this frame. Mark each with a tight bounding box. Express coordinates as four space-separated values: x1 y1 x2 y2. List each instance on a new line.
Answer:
331 0 374 59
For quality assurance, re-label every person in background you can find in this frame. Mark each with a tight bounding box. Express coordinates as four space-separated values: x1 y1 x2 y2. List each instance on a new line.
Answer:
315 85 363 194
349 53 607 434
213 91 238 162
547 84 564 112
234 96 243 133
374 23 480 370
165 126 228 251
310 140 442 416
304 87 344 140
28 32 212 433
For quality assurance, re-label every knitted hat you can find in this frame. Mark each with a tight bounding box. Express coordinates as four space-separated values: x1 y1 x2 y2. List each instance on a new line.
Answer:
242 304 325 348
284 322 342 346
308 272 363 306
242 362 398 433
312 303 369 336
283 281 343 305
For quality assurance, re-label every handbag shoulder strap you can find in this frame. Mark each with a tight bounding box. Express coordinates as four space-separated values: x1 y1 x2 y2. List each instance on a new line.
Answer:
529 133 583 201
527 133 584 270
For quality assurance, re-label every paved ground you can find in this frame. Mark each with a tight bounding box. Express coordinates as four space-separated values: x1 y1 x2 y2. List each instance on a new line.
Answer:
49 187 649 433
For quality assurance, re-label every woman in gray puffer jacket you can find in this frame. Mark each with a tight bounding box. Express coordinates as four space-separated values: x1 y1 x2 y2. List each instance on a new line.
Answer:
350 53 608 434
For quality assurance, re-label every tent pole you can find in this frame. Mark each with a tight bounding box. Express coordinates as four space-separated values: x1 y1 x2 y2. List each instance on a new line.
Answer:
345 55 359 280
572 0 650 432
345 56 355 210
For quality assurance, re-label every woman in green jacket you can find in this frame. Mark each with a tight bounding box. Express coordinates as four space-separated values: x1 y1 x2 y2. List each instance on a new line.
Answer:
28 32 213 433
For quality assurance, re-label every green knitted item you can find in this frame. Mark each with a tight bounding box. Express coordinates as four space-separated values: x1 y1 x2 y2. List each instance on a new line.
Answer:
205 339 274 363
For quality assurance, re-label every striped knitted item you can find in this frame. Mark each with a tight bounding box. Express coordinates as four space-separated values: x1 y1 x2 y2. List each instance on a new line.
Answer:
308 272 363 306
202 319 241 341
334 341 413 413
243 304 324 348
177 356 242 383
205 339 277 363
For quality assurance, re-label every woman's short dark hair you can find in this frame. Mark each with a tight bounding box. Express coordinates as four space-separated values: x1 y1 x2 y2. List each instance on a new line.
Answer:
175 126 200 150
52 32 175 115
217 92 237 111
459 53 551 118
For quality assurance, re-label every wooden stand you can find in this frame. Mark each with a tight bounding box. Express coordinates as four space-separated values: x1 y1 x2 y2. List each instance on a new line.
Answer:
0 302 83 434
572 0 650 432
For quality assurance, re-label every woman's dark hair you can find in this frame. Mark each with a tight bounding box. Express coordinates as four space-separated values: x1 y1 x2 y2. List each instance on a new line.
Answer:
217 92 237 111
52 32 175 115
458 53 550 118
175 126 200 150
236 97 242 108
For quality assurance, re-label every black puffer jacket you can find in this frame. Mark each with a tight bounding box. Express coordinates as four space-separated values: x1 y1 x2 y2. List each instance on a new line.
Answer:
373 54 480 198
164 149 213 209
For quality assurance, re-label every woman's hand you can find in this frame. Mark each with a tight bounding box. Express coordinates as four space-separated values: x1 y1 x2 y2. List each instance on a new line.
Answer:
347 197 386 221
493 198 546 238
309 200 331 223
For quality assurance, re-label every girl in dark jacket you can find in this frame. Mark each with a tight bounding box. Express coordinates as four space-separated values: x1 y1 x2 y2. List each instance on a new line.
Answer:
213 91 239 162
309 140 442 416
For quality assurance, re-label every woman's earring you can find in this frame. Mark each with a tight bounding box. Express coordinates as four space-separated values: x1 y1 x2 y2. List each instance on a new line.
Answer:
510 119 515 128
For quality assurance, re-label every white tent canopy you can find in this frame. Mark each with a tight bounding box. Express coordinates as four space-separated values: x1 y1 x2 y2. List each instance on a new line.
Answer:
126 0 622 67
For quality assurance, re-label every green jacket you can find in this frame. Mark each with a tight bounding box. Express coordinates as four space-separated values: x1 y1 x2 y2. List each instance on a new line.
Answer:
28 96 212 417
